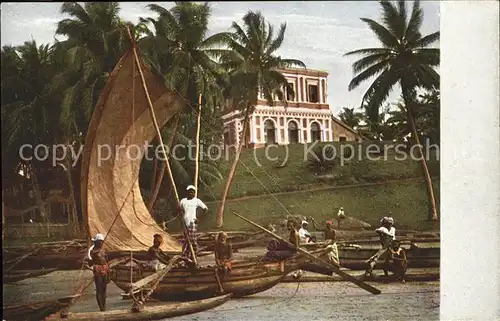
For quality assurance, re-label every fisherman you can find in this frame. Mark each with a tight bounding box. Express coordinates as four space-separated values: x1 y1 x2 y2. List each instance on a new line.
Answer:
147 234 171 271
178 185 208 266
298 220 313 244
87 233 109 312
310 217 339 266
263 220 300 261
364 216 396 278
214 231 233 276
384 239 408 283
337 207 345 229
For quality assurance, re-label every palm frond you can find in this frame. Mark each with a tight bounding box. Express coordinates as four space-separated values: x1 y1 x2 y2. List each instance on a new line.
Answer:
344 47 393 57
360 18 400 48
348 58 392 91
405 0 423 43
414 31 440 48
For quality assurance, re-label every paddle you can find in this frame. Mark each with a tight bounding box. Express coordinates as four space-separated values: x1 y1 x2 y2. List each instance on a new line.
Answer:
232 212 381 295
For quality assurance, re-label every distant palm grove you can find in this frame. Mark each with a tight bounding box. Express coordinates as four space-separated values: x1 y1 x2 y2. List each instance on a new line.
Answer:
1 1 440 229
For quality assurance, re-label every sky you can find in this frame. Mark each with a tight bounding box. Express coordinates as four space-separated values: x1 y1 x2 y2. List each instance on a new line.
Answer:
0 1 440 115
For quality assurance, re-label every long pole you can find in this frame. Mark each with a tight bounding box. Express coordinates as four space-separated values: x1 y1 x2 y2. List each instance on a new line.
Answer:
194 94 202 196
126 27 197 265
232 212 381 295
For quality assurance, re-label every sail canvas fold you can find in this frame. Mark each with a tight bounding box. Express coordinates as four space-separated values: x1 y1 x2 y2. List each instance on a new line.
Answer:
80 48 183 252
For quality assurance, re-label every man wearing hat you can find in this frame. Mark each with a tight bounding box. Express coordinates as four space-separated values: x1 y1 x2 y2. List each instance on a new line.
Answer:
298 220 313 244
87 233 109 311
364 216 396 278
178 185 208 265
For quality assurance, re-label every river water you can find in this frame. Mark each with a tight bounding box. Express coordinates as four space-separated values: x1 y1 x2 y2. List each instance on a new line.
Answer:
3 269 439 321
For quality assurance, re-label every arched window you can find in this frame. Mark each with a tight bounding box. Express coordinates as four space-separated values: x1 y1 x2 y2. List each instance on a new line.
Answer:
310 122 321 142
288 121 299 144
264 120 276 145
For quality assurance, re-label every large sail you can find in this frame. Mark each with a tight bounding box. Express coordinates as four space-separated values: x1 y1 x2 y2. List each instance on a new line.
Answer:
80 48 183 252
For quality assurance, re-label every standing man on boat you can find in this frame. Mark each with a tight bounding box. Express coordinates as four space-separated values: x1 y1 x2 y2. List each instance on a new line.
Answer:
87 233 109 311
310 218 340 266
178 185 208 266
364 216 396 278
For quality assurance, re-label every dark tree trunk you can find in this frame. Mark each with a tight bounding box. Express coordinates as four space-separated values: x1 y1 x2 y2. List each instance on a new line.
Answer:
402 85 438 221
148 114 181 212
216 106 251 227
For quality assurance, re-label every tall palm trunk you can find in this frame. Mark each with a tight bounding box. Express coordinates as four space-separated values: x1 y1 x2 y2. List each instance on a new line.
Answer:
29 163 51 237
2 191 5 240
402 85 438 221
150 137 159 193
216 106 251 227
148 114 181 212
64 145 80 236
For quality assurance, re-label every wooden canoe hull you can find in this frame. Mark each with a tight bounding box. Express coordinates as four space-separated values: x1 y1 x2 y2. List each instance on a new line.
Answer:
1 249 211 271
281 272 440 283
3 268 58 283
303 242 440 260
338 258 440 270
50 294 231 321
2 295 80 321
111 256 302 301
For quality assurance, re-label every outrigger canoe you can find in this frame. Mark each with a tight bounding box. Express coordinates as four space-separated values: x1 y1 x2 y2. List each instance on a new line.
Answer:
302 240 440 270
111 254 314 301
47 294 231 321
2 294 81 321
3 268 58 284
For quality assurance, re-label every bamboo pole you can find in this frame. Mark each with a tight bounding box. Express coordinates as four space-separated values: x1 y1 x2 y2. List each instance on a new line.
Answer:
126 27 196 265
232 212 382 295
194 94 202 196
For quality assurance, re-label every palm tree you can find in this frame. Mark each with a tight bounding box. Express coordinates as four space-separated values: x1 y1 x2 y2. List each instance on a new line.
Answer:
139 2 230 210
338 107 364 129
54 2 128 138
215 11 306 227
139 2 227 209
344 0 439 220
1 40 63 233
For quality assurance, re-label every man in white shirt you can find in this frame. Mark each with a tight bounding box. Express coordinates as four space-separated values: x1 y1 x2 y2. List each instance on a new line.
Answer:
298 221 313 244
364 216 396 278
178 185 208 265
337 207 345 229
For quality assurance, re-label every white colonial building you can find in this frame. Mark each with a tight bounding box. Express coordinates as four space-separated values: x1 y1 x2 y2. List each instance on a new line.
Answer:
222 67 361 148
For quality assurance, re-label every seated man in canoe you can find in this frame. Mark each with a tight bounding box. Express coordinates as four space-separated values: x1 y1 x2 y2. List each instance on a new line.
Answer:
383 240 408 283
177 185 208 266
147 234 172 271
214 231 233 276
298 220 314 244
364 216 396 278
263 220 300 261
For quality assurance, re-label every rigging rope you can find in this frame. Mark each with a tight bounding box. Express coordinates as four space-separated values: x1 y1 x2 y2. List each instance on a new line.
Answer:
130 45 136 287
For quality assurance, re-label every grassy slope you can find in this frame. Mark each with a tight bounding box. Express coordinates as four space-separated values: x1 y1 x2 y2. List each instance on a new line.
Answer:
198 180 440 232
193 143 440 232
200 143 439 200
